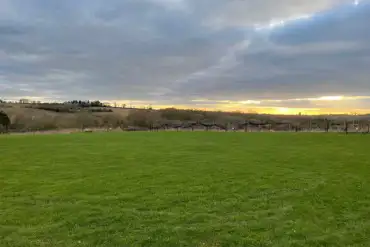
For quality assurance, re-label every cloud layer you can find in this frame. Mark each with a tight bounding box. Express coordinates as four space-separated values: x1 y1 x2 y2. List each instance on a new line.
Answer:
0 0 369 113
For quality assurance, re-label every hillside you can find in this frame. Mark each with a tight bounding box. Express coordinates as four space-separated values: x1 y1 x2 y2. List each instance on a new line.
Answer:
0 103 130 132
1 102 370 133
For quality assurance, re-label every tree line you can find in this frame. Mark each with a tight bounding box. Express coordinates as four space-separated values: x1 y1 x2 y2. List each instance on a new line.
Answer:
1 100 369 134
125 108 370 134
65 100 108 108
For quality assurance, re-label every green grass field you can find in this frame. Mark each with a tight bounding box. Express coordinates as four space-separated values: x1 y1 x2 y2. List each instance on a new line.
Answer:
1 132 370 247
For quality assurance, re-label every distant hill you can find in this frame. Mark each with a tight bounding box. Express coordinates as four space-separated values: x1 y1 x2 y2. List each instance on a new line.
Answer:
0 103 130 132
1 102 369 133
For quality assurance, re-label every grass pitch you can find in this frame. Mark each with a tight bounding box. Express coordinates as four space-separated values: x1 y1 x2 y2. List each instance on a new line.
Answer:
1 132 370 246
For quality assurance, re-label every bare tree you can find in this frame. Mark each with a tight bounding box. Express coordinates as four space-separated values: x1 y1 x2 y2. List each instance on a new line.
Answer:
127 109 162 130
344 120 349 134
324 118 330 133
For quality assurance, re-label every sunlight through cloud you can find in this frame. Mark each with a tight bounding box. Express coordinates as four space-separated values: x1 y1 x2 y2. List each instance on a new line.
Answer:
254 14 313 31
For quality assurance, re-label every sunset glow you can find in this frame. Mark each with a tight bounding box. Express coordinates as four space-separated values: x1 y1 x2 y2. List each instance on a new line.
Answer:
108 94 370 115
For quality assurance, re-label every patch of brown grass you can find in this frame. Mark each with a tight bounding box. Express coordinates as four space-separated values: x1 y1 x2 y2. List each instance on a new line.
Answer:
0 104 129 132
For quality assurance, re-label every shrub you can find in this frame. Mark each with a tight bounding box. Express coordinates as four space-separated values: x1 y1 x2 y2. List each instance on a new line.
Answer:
0 111 10 132
127 110 162 128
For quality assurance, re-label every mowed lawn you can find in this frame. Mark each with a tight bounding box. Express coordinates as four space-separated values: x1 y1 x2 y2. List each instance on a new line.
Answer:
1 132 370 247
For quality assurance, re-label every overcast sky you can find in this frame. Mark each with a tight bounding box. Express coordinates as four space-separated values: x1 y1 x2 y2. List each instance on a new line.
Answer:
1 0 369 114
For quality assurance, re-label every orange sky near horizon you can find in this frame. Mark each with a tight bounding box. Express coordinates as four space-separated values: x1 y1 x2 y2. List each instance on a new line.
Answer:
152 106 370 115
106 102 370 116
107 95 370 115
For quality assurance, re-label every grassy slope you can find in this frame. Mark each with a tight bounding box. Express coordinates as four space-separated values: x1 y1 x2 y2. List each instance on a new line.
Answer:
0 105 130 130
1 132 370 247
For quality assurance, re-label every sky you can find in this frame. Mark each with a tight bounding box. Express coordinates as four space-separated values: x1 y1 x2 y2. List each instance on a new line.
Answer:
1 0 370 115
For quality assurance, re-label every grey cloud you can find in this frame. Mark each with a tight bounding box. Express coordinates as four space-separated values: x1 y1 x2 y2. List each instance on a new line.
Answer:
269 2 370 44
0 24 28 35
198 0 353 28
0 0 369 110
168 2 370 106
